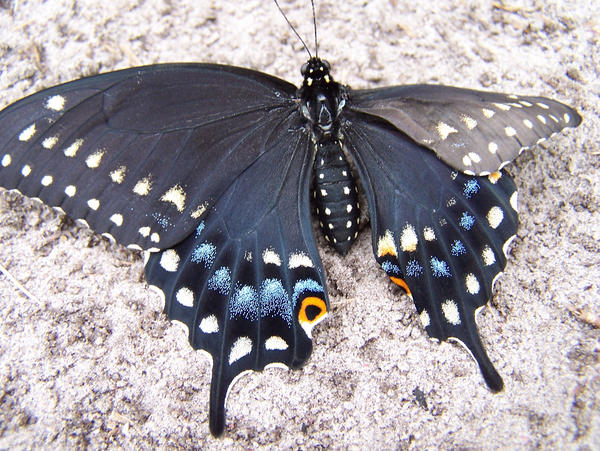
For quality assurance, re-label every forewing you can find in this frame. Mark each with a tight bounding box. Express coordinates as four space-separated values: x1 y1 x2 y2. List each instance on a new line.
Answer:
0 64 297 250
344 113 519 391
144 114 328 435
350 84 581 175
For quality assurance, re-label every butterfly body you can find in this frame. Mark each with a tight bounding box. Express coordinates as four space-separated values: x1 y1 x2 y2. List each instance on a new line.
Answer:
0 52 581 435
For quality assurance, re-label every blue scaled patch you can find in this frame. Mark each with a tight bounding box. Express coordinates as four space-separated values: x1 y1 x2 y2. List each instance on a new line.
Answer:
463 179 480 198
151 212 171 230
405 259 424 277
459 212 475 230
292 279 324 307
381 260 402 276
451 240 466 256
229 285 259 321
208 267 231 295
191 242 216 268
260 279 292 325
195 221 205 237
430 257 451 277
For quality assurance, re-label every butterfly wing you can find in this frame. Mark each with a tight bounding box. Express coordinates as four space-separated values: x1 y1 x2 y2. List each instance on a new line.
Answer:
350 85 581 175
344 112 519 391
144 111 328 435
0 64 298 250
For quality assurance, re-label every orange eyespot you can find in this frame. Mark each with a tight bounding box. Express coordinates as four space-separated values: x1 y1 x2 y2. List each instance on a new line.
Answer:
390 276 412 297
298 296 327 325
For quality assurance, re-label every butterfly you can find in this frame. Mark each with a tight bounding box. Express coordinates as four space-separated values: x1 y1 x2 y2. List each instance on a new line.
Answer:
0 6 581 437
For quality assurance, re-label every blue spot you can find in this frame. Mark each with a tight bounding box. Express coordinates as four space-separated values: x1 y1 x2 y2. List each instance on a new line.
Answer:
260 279 292 325
208 267 231 295
229 285 259 321
151 212 171 230
451 240 466 256
195 221 205 237
430 257 451 277
405 260 424 277
191 242 216 268
292 279 324 307
463 179 480 198
381 261 402 276
459 212 475 230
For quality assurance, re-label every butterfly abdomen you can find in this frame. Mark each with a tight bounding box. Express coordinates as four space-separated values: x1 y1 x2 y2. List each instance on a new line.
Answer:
313 141 360 255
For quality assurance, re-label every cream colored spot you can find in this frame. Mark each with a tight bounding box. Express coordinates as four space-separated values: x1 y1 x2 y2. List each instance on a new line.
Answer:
563 113 570 123
482 246 496 266
86 150 105 169
465 273 480 295
510 191 518 211
536 102 550 109
133 176 152 196
423 227 436 241
442 299 461 325
504 126 517 137
343 186 350 195
63 138 84 157
151 232 160 243
190 203 207 219
488 142 498 154
549 114 559 123
229 336 253 364
262 249 282 266
346 220 352 229
400 224 418 252
46 95 65 111
377 230 397 257
419 310 431 328
482 108 495 118
110 213 123 227
40 175 53 186
493 103 511 111
176 287 194 307
1 154 11 167
288 252 313 269
200 315 219 334
42 136 59 149
462 155 472 167
436 121 458 140
328 223 334 230
138 226 151 237
160 184 186 212
109 166 127 184
460 114 478 130
346 204 353 213
523 119 533 128
18 124 36 142
320 189 327 196
160 249 180 272
519 100 533 107
537 114 547 125
487 206 504 229
64 185 76 197
468 152 482 163
265 336 289 351
87 198 100 210
325 207 331 216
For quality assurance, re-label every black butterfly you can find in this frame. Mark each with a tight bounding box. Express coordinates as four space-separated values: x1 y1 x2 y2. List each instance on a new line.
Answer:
0 14 581 436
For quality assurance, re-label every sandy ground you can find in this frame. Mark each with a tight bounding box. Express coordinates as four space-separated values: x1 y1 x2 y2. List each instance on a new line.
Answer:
0 0 598 448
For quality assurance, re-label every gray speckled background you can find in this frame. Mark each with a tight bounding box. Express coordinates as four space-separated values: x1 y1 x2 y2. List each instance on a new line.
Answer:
0 0 598 448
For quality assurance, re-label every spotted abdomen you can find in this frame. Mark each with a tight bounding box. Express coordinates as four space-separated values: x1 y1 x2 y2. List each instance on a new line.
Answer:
313 141 360 255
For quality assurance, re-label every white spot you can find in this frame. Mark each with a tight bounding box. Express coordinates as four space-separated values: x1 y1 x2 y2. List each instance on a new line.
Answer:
45 95 65 111
460 114 478 130
160 249 180 272
244 251 252 261
18 124 36 142
324 207 331 216
504 126 517 137
537 114 547 125
319 173 324 179
85 150 105 169
109 213 123 227
160 184 187 212
40 175 53 186
1 154 11 167
400 224 418 252
510 191 518 211
109 166 127 184
138 226 151 237
563 113 570 123
436 121 458 140
42 136 59 149
190 203 208 219
343 186 350 195
63 138 84 157
488 142 498 154
229 336 253 365
133 176 152 196
482 108 495 118
464 170 475 176
549 114 559 123
519 100 533 107
487 206 504 229
151 233 160 243
64 185 76 197
493 103 511 111
468 152 482 163
482 246 496 266
176 287 194 307
320 189 327 196
419 310 431 328
262 249 282 266
503 235 516 257
377 230 397 257
288 252 314 269
328 223 334 229
462 155 472 167
523 119 533 128
465 273 480 295
346 204 353 213
200 315 219 334
423 227 436 241
536 102 550 109
87 198 100 210
101 232 116 243
265 336 289 351
346 220 352 229
442 299 461 325
342 170 348 176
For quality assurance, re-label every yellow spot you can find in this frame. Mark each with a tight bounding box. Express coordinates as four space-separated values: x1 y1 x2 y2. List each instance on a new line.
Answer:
109 166 127 184
377 230 397 257
42 136 59 149
436 121 458 140
63 138 84 157
298 297 327 338
64 185 76 197
45 95 65 111
18 123 36 142
229 337 253 364
288 252 313 269
390 277 412 298
488 172 501 184
21 165 32 177
400 224 418 252
86 150 105 169
563 113 570 123
190 203 207 219
493 102 511 111
536 102 550 109
133 176 152 196
487 206 504 229
537 114 547 124
160 184 187 212
442 299 461 325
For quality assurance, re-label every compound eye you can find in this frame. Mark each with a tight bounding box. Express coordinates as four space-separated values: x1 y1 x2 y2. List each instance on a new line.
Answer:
322 60 331 71
301 61 309 75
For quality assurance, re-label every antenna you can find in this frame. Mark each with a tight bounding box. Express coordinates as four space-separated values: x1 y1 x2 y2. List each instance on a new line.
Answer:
310 0 318 57
273 0 313 58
